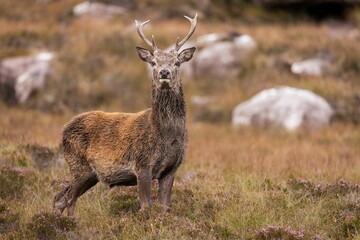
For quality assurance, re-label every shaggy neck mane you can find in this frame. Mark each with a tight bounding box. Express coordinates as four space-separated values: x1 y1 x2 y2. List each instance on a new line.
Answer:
151 85 186 132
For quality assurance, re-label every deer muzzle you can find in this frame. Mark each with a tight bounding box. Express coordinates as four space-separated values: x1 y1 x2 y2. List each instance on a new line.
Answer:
159 69 171 87
159 79 170 84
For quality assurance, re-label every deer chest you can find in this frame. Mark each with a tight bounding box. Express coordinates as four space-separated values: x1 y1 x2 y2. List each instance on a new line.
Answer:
151 137 185 179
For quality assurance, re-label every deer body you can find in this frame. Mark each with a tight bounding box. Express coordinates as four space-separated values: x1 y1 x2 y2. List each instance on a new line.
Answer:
54 15 197 217
63 88 186 187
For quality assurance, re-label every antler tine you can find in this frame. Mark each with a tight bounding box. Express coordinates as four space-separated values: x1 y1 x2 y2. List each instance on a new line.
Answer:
175 13 198 51
135 20 158 51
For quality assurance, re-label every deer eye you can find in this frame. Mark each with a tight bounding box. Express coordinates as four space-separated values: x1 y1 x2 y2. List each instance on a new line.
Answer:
150 61 156 66
175 61 180 67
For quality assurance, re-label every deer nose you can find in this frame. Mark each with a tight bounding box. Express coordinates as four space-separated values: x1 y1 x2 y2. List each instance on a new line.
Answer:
159 69 170 79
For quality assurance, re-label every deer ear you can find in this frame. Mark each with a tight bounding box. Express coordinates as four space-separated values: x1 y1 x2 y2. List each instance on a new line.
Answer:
178 47 196 64
136 46 153 63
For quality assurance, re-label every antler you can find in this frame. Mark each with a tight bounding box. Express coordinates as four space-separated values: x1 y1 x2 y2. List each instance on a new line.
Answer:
175 13 198 51
135 19 158 51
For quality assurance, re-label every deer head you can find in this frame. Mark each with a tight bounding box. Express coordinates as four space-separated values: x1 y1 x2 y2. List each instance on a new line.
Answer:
135 14 197 91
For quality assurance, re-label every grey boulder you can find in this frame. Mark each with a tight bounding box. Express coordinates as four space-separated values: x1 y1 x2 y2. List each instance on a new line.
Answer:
232 86 334 131
0 52 53 104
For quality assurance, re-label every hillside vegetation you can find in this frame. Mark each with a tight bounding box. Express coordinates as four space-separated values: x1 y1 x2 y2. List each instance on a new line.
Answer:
1 0 360 239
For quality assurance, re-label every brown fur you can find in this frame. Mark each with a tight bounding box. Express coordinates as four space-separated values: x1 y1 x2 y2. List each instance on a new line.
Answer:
53 36 196 217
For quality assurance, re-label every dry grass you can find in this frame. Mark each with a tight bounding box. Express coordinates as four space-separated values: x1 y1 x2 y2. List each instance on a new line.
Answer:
1 0 360 239
1 106 360 239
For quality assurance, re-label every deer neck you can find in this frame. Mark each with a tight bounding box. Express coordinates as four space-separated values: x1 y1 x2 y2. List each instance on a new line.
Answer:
151 85 186 134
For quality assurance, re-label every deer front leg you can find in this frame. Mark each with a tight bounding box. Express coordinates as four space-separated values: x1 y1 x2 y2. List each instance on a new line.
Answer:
137 167 151 212
158 173 175 212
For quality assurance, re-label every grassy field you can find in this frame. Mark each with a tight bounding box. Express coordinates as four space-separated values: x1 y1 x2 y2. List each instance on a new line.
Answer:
1 1 360 239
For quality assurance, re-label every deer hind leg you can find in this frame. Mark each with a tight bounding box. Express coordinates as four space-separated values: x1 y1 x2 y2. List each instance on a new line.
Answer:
54 152 98 217
54 172 98 217
54 185 71 216
66 172 98 217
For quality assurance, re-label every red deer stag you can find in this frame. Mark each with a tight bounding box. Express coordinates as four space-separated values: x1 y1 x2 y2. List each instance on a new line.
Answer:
53 14 197 217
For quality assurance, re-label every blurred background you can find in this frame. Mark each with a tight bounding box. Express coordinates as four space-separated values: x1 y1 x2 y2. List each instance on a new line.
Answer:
1 0 359 127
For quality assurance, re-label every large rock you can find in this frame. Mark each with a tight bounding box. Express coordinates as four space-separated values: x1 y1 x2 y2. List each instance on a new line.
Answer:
0 52 53 104
232 86 334 131
291 58 331 77
161 32 257 80
73 1 127 19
